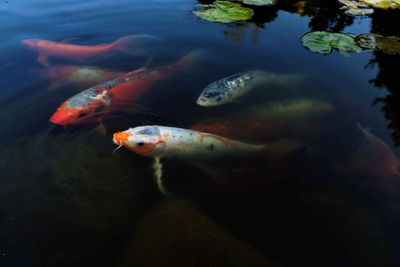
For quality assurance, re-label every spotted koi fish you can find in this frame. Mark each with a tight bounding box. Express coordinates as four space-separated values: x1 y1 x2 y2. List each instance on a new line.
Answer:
113 125 265 195
50 50 201 129
196 70 304 107
113 125 265 160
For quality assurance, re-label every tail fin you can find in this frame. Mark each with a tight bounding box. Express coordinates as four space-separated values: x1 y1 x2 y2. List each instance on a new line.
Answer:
112 34 163 56
174 49 206 73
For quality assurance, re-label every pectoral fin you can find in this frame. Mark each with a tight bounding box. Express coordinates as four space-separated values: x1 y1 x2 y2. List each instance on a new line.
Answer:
153 157 173 196
37 54 50 67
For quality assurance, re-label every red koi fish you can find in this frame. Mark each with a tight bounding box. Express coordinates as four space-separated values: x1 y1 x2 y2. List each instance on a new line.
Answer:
338 123 400 179
191 116 321 143
21 34 162 67
50 50 201 131
34 65 125 89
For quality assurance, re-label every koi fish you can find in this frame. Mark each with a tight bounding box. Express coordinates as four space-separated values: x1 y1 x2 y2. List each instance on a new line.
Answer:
50 50 201 131
35 65 125 89
113 125 265 195
190 116 322 143
21 34 162 67
249 99 333 121
337 123 400 179
196 70 304 107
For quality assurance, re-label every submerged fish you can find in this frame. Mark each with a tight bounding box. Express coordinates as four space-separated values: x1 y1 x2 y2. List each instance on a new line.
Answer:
35 65 125 89
50 50 201 131
113 125 265 160
21 34 162 67
249 98 333 121
190 116 322 143
196 70 304 107
338 123 400 179
113 125 265 195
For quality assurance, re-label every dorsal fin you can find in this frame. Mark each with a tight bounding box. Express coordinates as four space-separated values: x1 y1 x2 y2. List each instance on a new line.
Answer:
60 37 81 44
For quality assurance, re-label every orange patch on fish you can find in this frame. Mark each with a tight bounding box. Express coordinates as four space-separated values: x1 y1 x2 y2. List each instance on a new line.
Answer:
133 140 166 155
198 133 205 143
113 131 132 144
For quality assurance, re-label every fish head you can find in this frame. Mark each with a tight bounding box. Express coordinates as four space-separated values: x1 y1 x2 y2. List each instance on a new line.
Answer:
50 87 112 126
196 87 225 107
113 126 166 157
21 39 40 50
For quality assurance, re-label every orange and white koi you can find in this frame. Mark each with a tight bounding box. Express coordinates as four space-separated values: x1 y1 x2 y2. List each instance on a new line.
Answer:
113 125 265 195
49 50 201 131
21 34 162 66
113 125 265 159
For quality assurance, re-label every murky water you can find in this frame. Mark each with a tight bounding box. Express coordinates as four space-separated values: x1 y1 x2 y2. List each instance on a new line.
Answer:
1 0 400 266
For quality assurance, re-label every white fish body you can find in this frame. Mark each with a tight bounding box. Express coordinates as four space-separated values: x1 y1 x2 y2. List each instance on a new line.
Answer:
196 70 304 107
113 125 265 160
113 125 265 196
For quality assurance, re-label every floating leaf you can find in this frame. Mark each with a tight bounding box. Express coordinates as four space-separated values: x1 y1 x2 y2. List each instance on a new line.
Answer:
193 0 254 23
359 0 400 9
240 0 277 6
338 0 374 15
343 7 374 15
356 33 400 55
301 31 363 55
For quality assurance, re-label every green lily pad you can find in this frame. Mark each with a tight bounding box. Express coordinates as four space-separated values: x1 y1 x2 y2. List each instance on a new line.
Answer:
301 31 363 55
240 0 277 6
356 33 400 55
193 0 254 23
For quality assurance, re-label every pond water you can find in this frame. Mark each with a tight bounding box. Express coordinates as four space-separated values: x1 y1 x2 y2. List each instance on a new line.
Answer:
1 0 400 266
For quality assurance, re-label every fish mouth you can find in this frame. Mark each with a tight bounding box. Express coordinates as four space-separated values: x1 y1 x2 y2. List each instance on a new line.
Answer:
196 96 210 107
50 111 69 126
113 131 131 146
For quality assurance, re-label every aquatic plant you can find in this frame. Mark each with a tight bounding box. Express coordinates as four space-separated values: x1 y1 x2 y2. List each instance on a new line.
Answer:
193 0 254 23
301 31 362 55
355 33 400 55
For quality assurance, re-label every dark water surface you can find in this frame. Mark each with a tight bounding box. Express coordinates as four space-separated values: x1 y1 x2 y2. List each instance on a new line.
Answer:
1 0 400 266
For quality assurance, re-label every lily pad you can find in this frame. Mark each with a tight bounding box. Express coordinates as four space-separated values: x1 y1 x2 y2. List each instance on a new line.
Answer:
356 33 400 55
338 0 374 15
343 7 374 15
193 0 254 23
359 0 400 9
240 0 277 6
301 31 363 55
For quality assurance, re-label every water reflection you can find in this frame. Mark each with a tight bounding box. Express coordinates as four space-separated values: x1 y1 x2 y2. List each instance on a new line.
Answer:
280 0 354 31
368 10 400 146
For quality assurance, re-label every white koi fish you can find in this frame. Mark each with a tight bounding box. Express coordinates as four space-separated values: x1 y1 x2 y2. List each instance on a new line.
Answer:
196 70 304 107
113 125 265 195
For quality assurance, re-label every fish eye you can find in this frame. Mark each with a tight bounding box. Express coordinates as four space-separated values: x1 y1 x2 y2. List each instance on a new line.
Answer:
137 141 145 147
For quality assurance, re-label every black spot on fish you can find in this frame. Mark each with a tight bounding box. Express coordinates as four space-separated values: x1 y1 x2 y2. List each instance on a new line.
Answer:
208 144 214 150
204 91 221 99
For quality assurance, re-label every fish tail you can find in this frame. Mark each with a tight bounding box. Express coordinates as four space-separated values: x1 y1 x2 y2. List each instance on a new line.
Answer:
112 34 163 56
174 49 206 73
